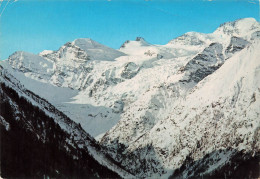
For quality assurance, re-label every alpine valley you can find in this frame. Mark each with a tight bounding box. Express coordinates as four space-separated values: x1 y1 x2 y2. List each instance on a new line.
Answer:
0 18 259 178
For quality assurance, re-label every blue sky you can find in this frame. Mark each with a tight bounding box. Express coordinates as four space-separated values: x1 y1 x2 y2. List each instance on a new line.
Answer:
0 0 259 60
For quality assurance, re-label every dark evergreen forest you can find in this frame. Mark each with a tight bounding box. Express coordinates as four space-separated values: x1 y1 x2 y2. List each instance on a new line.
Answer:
0 83 120 178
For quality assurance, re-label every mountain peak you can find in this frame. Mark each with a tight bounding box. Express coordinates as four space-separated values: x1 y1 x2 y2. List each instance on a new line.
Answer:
220 17 257 27
7 51 53 74
135 37 145 42
120 37 150 49
71 38 125 61
72 38 102 50
214 18 260 37
8 51 41 62
168 32 208 46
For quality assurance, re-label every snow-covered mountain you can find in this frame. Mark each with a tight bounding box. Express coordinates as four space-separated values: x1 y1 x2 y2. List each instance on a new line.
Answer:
1 18 259 178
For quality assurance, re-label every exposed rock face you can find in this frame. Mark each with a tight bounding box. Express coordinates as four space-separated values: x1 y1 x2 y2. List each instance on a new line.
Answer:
182 42 224 83
121 62 140 79
225 36 249 57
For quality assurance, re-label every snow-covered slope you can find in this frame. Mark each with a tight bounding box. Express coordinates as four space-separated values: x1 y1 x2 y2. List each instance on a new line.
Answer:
101 39 260 178
1 17 259 178
99 19 260 178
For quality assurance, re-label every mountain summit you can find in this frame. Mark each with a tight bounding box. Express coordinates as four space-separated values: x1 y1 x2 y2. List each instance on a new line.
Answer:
39 38 125 62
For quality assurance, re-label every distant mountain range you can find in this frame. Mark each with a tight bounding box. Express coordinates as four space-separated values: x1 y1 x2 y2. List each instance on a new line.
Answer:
1 18 259 178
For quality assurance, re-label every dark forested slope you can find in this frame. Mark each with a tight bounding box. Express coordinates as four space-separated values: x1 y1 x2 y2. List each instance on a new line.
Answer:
0 83 120 178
